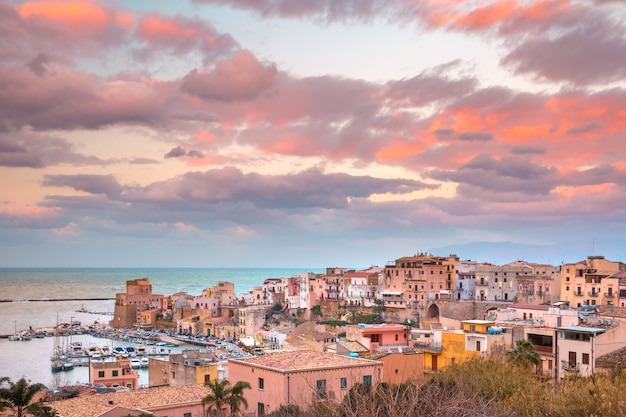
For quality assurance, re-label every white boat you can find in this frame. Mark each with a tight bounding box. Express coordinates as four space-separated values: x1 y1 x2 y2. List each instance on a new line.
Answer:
130 358 141 369
9 332 32 341
136 344 146 356
100 345 112 357
140 357 149 368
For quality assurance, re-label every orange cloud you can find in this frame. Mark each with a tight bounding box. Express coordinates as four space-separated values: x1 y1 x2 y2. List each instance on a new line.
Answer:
18 0 115 34
139 15 196 41
376 138 425 162
452 0 517 30
138 15 215 44
196 130 215 142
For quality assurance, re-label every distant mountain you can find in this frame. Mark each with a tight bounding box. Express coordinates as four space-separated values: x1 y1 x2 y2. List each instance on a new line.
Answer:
428 239 626 266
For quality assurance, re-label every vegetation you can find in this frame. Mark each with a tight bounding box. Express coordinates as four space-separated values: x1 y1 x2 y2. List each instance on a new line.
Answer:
0 377 48 417
311 305 323 317
316 320 349 327
202 379 251 417
506 339 541 368
247 357 626 417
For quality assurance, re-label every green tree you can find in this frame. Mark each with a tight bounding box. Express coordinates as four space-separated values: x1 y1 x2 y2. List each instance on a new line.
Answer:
0 377 48 417
202 379 251 417
506 339 541 368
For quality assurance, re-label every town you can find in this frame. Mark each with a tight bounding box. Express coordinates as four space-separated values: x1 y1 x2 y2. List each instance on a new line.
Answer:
3 252 626 417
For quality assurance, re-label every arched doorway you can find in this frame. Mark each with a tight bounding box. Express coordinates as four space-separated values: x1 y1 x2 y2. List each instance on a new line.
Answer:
426 304 440 320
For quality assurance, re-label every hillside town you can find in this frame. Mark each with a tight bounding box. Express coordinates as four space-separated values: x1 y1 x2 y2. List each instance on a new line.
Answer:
4 252 626 417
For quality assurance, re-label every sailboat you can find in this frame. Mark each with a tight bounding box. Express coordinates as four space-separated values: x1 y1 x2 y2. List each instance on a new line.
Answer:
51 316 74 372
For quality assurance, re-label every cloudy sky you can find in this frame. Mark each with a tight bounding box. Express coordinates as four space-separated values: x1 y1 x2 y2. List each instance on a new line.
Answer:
1 0 625 268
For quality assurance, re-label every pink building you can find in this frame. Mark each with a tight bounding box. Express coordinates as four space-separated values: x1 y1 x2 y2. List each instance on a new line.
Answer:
228 350 383 416
345 323 411 352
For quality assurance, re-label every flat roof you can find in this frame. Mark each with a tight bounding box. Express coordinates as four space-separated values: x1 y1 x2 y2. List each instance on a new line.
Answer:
463 320 495 325
557 326 606 333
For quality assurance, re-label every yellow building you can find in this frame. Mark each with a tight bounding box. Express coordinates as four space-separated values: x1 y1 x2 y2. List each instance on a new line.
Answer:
420 320 512 377
560 256 624 308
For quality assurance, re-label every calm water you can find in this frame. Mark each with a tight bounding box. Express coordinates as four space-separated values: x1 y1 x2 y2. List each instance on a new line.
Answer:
0 267 321 386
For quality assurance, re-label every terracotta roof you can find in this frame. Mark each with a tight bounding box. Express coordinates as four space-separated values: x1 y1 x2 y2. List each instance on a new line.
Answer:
91 361 124 369
596 346 626 368
229 350 381 372
337 339 369 353
50 384 212 417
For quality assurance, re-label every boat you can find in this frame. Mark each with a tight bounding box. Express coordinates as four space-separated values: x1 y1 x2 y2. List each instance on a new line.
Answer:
113 346 126 357
100 344 112 357
8 332 31 341
140 357 149 368
125 346 136 357
130 358 141 369
136 344 146 356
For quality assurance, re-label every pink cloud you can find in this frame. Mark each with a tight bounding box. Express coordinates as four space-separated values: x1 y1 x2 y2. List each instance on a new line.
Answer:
180 50 277 101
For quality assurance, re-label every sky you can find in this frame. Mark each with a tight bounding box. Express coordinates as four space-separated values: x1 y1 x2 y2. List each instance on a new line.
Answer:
1 0 626 268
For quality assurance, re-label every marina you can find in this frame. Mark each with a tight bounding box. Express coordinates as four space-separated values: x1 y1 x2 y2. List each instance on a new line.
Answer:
0 332 196 388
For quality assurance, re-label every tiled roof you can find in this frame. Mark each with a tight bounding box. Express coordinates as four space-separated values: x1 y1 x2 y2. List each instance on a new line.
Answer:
337 339 369 353
50 384 212 417
229 350 381 372
91 361 123 369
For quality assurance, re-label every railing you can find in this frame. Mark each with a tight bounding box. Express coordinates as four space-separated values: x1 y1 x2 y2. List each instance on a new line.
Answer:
536 290 544 296
527 289 534 295
413 341 443 352
588 292 599 297
604 293 615 298
475 281 489 287
561 360 579 371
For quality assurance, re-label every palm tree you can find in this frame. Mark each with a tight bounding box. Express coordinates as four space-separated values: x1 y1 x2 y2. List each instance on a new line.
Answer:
202 379 251 417
0 377 48 417
506 339 541 368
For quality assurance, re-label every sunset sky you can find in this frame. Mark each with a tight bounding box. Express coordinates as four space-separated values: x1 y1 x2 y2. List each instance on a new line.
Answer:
1 0 625 268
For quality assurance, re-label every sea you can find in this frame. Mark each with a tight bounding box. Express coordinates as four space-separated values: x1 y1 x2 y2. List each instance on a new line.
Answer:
0 267 321 388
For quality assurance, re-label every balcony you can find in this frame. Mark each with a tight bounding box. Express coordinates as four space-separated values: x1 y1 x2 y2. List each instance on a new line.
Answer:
527 289 534 295
536 290 544 296
604 293 615 298
574 291 584 297
476 281 489 287
588 292 599 297
413 341 443 352
561 360 579 372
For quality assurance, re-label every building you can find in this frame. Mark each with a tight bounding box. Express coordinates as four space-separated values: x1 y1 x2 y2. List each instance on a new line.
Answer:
49 384 212 417
365 348 424 385
560 256 625 308
112 278 164 329
345 323 410 353
455 260 476 301
383 253 457 313
228 350 383 415
148 349 223 387
511 261 561 305
556 317 626 380
89 358 139 390
474 262 525 302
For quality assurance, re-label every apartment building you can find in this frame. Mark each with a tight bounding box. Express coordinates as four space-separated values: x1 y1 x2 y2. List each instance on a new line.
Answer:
344 268 383 307
383 253 457 310
90 357 139 390
511 261 561 305
560 256 625 308
455 259 476 300
475 262 526 302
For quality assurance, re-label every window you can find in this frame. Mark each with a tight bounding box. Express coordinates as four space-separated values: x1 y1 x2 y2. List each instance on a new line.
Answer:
363 375 372 387
184 413 192 417
258 377 264 389
395 334 398 341
112 370 118 377
98 371 105 378
582 353 590 365
316 379 327 399
258 402 265 416
340 377 347 389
